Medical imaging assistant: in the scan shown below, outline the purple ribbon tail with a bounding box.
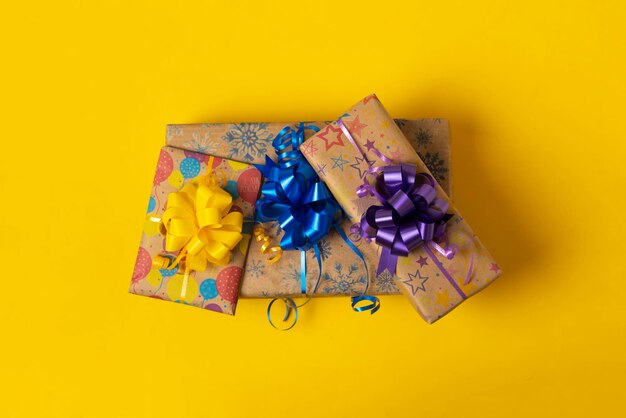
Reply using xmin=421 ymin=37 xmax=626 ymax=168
xmin=423 ymin=244 xmax=467 ymax=299
xmin=378 ymin=246 xmax=398 ymax=277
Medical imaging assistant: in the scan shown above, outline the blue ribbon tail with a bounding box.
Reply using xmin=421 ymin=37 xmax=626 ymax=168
xmin=300 ymin=250 xmax=307 ymax=294
xmin=333 ymin=223 xmax=380 ymax=314
xmin=267 ymin=298 xmax=299 ymax=331
xmin=351 ymin=295 xmax=381 ymax=314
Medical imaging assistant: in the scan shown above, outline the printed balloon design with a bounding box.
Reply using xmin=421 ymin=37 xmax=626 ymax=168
xmin=180 ymin=157 xmax=201 ymax=179
xmin=166 ymin=274 xmax=199 ymax=304
xmin=159 ymin=262 xmax=178 ymax=277
xmin=143 ymin=216 xmax=161 ymax=237
xmin=132 ymin=247 xmax=152 ymax=282
xmin=147 ymin=196 xmax=156 ymax=213
xmin=154 ymin=149 xmax=173 ymax=185
xmin=216 ymin=266 xmax=242 ymax=303
xmin=146 ymin=269 xmax=163 ymax=287
xmin=184 ymin=150 xmax=209 ymax=164
xmin=168 ymin=170 xmax=184 ymax=189
xmin=237 ymin=168 xmax=262 ymax=204
xmin=228 ymin=160 xmax=249 ymax=171
xmin=223 ymin=180 xmax=239 ymax=200
xmin=199 ymin=279 xmax=218 ymax=299
xmin=211 ymin=157 xmax=223 ymax=169
xmin=204 ymin=303 xmax=223 ymax=313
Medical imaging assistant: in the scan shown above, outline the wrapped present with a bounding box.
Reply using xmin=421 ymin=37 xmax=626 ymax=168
xmin=165 ymin=119 xmax=451 ymax=298
xmin=300 ymin=95 xmax=501 ymax=323
xmin=129 ymin=146 xmax=262 ymax=314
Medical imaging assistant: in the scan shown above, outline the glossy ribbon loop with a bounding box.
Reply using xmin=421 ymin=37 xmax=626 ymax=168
xmin=359 ymin=163 xmax=453 ymax=277
xmin=351 ymin=295 xmax=381 ymax=314
xmin=158 ymin=161 xmax=244 ymax=273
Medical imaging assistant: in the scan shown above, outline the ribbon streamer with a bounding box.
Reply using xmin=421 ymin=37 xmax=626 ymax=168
xmin=256 ymin=123 xmax=378 ymax=329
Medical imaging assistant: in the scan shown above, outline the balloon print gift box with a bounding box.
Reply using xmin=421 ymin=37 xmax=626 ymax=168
xmin=129 ymin=146 xmax=262 ymax=315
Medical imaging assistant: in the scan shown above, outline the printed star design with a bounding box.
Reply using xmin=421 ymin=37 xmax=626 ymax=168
xmin=344 ymin=116 xmax=368 ymax=137
xmin=300 ymin=140 xmax=318 ymax=157
xmin=417 ymin=256 xmax=428 ymax=267
xmin=390 ymin=147 xmax=403 ymax=161
xmin=435 ymin=290 xmax=451 ymax=308
xmin=363 ymin=95 xmax=378 ymax=105
xmin=490 ymin=263 xmax=500 ymax=272
xmin=316 ymin=163 xmax=327 ymax=176
xmin=331 ymin=154 xmax=350 ymax=171
xmin=403 ymin=269 xmax=429 ymax=295
xmin=350 ymin=155 xmax=374 ymax=179
xmin=318 ymin=124 xmax=345 ymax=151
xmin=364 ymin=139 xmax=376 ymax=152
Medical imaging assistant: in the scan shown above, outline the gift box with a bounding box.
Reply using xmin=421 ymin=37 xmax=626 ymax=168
xmin=129 ymin=146 xmax=262 ymax=314
xmin=165 ymin=119 xmax=451 ymax=298
xmin=300 ymin=95 xmax=501 ymax=322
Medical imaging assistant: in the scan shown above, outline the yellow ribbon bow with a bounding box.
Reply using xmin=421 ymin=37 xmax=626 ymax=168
xmin=154 ymin=157 xmax=244 ymax=274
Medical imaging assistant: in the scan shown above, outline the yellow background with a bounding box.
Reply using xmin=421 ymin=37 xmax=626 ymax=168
xmin=1 ymin=1 xmax=625 ymax=417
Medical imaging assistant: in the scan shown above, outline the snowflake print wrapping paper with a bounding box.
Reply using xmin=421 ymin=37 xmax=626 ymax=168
xmin=129 ymin=146 xmax=262 ymax=315
xmin=165 ymin=119 xmax=451 ymax=298
xmin=300 ymin=95 xmax=501 ymax=323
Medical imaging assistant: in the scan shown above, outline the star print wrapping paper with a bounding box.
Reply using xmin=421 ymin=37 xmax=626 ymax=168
xmin=300 ymin=95 xmax=501 ymax=323
xmin=165 ymin=119 xmax=452 ymax=298
xmin=129 ymin=146 xmax=262 ymax=314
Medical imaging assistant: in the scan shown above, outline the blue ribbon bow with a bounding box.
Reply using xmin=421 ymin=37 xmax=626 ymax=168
xmin=255 ymin=123 xmax=379 ymax=329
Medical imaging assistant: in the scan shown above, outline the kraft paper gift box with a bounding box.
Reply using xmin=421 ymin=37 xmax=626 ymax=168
xmin=165 ymin=119 xmax=451 ymax=298
xmin=129 ymin=146 xmax=262 ymax=314
xmin=300 ymin=95 xmax=501 ymax=323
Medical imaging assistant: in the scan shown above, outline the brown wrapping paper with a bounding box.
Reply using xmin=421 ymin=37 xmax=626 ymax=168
xmin=300 ymin=95 xmax=501 ymax=322
xmin=165 ymin=119 xmax=451 ymax=298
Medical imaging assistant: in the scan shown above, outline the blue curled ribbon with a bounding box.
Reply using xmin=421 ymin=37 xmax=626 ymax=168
xmin=359 ymin=163 xmax=454 ymax=277
xmin=255 ymin=123 xmax=379 ymax=329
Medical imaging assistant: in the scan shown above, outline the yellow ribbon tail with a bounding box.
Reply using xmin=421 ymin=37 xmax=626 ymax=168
xmin=253 ymin=225 xmax=283 ymax=264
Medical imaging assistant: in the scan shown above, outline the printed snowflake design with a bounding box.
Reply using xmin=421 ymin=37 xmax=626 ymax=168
xmin=222 ymin=123 xmax=274 ymax=162
xmin=185 ymin=131 xmax=218 ymax=155
xmin=166 ymin=125 xmax=183 ymax=139
xmin=321 ymin=262 xmax=366 ymax=294
xmin=375 ymin=270 xmax=399 ymax=293
xmin=420 ymin=152 xmax=448 ymax=183
xmin=247 ymin=259 xmax=265 ymax=279
xmin=414 ymin=127 xmax=433 ymax=148
xmin=317 ymin=239 xmax=332 ymax=261
xmin=279 ymin=260 xmax=302 ymax=285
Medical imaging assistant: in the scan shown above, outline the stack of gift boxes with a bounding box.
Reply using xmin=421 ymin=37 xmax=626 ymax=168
xmin=130 ymin=95 xmax=500 ymax=324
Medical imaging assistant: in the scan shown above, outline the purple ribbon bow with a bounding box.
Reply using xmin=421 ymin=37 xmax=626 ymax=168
xmin=359 ymin=163 xmax=453 ymax=277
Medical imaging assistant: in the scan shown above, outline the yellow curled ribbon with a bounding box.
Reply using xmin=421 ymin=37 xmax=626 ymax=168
xmin=154 ymin=157 xmax=244 ymax=274
xmin=252 ymin=225 xmax=282 ymax=263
